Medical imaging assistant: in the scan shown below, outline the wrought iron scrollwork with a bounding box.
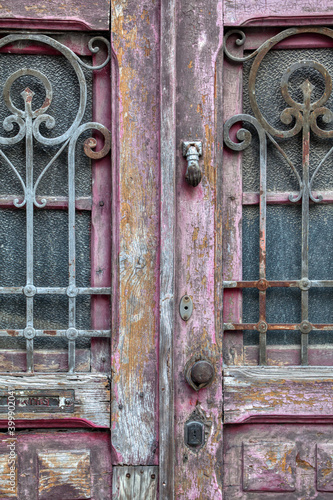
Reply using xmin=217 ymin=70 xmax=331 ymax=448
xmin=0 ymin=34 xmax=111 ymax=373
xmin=223 ymin=27 xmax=333 ymax=366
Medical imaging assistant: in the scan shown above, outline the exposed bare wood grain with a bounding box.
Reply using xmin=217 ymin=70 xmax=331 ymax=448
xmin=0 ymin=374 xmax=110 ymax=427
xmin=159 ymin=0 xmax=176 ymax=497
xmin=38 ymin=451 xmax=91 ymax=499
xmin=112 ymin=466 xmax=158 ymax=499
xmin=19 ymin=430 xmax=111 ymax=499
xmin=111 ymin=0 xmax=159 ymax=465
xmin=224 ymin=367 xmax=333 ymax=423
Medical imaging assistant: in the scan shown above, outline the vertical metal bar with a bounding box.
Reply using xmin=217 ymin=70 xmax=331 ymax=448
xmin=160 ymin=0 xmax=176 ymax=496
xmin=301 ymin=81 xmax=312 ymax=366
xmin=259 ymin=124 xmax=267 ymax=365
xmin=68 ymin=339 xmax=75 ymax=372
xmin=23 ymin=88 xmax=35 ymax=372
xmin=68 ymin=128 xmax=76 ymax=373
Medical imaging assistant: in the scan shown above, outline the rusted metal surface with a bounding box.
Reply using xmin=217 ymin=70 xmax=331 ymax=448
xmin=224 ymin=27 xmax=333 ymax=366
xmin=0 ymin=389 xmax=74 ymax=413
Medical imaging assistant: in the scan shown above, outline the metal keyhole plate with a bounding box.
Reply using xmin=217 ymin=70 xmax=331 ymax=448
xmin=180 ymin=295 xmax=193 ymax=321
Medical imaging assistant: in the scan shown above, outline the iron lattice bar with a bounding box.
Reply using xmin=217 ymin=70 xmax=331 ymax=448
xmin=223 ymin=26 xmax=333 ymax=366
xmin=0 ymin=34 xmax=111 ymax=372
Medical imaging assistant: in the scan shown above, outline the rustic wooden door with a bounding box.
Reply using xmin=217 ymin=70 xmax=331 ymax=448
xmin=0 ymin=18 xmax=114 ymax=499
xmin=222 ymin=23 xmax=333 ymax=500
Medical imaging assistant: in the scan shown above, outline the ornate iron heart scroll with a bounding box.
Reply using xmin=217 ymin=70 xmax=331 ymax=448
xmin=223 ymin=27 xmax=333 ymax=366
xmin=0 ymin=35 xmax=111 ymax=373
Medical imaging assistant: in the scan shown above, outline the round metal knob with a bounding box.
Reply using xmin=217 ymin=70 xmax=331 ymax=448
xmin=190 ymin=360 xmax=214 ymax=389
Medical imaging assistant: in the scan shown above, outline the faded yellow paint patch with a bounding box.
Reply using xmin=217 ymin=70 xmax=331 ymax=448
xmin=188 ymin=60 xmax=193 ymax=69
xmin=192 ymin=227 xmax=199 ymax=242
xmin=197 ymin=103 xmax=203 ymax=117
xmin=141 ymin=8 xmax=150 ymax=23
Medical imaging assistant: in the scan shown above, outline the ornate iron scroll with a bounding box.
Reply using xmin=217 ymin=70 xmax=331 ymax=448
xmin=223 ymin=27 xmax=333 ymax=366
xmin=0 ymin=35 xmax=111 ymax=373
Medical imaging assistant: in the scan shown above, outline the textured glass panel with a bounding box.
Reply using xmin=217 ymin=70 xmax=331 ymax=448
xmin=243 ymin=48 xmax=333 ymax=193
xmin=0 ymin=53 xmax=92 ymax=197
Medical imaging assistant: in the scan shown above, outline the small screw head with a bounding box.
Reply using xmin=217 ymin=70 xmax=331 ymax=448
xmin=99 ymin=201 xmax=104 ymax=207
xmin=151 ymin=474 xmax=156 ymax=479
xmin=126 ymin=473 xmax=131 ymax=478
xmin=118 ymin=403 xmax=123 ymax=410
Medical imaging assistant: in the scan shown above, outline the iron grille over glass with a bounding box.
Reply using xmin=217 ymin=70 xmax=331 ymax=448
xmin=0 ymin=34 xmax=111 ymax=373
xmin=223 ymin=27 xmax=333 ymax=366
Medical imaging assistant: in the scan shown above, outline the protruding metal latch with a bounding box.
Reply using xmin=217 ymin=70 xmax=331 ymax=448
xmin=182 ymin=141 xmax=203 ymax=187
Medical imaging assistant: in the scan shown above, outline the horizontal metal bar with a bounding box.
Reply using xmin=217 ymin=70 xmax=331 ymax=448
xmin=224 ymin=323 xmax=333 ymax=331
xmin=243 ymin=191 xmax=333 ymax=205
xmin=223 ymin=280 xmax=333 ymax=289
xmin=0 ymin=329 xmax=111 ymax=337
xmin=0 ymin=287 xmax=111 ymax=295
xmin=0 ymin=195 xmax=92 ymax=210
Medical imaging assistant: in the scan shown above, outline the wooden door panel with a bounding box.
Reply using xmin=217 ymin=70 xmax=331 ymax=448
xmin=224 ymin=367 xmax=333 ymax=423
xmin=224 ymin=424 xmax=333 ymax=499
xmin=0 ymin=430 xmax=111 ymax=500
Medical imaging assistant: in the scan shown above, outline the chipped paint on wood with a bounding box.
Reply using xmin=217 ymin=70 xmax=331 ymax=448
xmin=174 ymin=0 xmax=223 ymax=497
xmin=224 ymin=367 xmax=333 ymax=423
xmin=111 ymin=0 xmax=159 ymax=465
xmin=0 ymin=0 xmax=110 ymax=30
xmin=38 ymin=451 xmax=91 ymax=499
xmin=224 ymin=423 xmax=333 ymax=499
xmin=224 ymin=0 xmax=333 ymax=26
xmin=112 ymin=466 xmax=158 ymax=499
xmin=0 ymin=374 xmax=110 ymax=427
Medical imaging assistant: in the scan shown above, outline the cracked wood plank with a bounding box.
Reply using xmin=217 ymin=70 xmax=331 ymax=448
xmin=111 ymin=0 xmax=159 ymax=465
xmin=0 ymin=374 xmax=110 ymax=427
xmin=224 ymin=367 xmax=333 ymax=423
xmin=112 ymin=466 xmax=158 ymax=499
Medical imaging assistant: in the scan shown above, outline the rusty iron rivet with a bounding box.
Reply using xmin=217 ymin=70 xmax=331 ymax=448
xmin=99 ymin=200 xmax=104 ymax=207
xmin=230 ymin=195 xmax=235 ymax=200
xmin=190 ymin=360 xmax=215 ymax=389
xmin=151 ymin=474 xmax=156 ymax=479
xmin=140 ymin=470 xmax=144 ymax=474
xmin=299 ymin=278 xmax=311 ymax=291
xmin=257 ymin=320 xmax=268 ymax=333
xmin=256 ymin=278 xmax=269 ymax=291
xmin=299 ymin=320 xmax=312 ymax=334
xmin=118 ymin=403 xmax=123 ymax=410
xmin=126 ymin=473 xmax=131 ymax=478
